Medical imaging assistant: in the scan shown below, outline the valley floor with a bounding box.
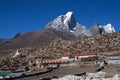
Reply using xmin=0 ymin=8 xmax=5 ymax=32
xmin=14 ymin=64 xmax=120 ymax=80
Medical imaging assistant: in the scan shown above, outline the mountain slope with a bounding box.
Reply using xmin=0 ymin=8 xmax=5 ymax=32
xmin=0 ymin=29 xmax=75 ymax=50
xmin=9 ymin=32 xmax=120 ymax=59
xmin=38 ymin=32 xmax=120 ymax=58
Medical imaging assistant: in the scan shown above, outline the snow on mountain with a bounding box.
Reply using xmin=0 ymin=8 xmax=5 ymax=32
xmin=73 ymin=23 xmax=92 ymax=37
xmin=64 ymin=12 xmax=73 ymax=25
xmin=46 ymin=12 xmax=76 ymax=31
xmin=102 ymin=24 xmax=116 ymax=33
xmin=46 ymin=15 xmax=66 ymax=30
xmin=45 ymin=11 xmax=116 ymax=38
xmin=46 ymin=12 xmax=90 ymax=37
xmin=63 ymin=12 xmax=76 ymax=30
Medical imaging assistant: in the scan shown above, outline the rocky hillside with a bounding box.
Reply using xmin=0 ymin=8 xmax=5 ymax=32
xmin=67 ymin=32 xmax=120 ymax=54
xmin=6 ymin=32 xmax=120 ymax=59
xmin=0 ymin=32 xmax=119 ymax=72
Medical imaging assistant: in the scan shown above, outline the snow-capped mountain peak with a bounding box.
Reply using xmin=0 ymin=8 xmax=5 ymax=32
xmin=63 ymin=12 xmax=76 ymax=30
xmin=64 ymin=12 xmax=73 ymax=27
xmin=45 ymin=11 xmax=116 ymax=38
xmin=46 ymin=11 xmax=76 ymax=30
xmin=65 ymin=12 xmax=73 ymax=18
xmin=102 ymin=23 xmax=116 ymax=33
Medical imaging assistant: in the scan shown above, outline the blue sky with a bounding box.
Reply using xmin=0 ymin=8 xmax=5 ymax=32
xmin=0 ymin=0 xmax=120 ymax=38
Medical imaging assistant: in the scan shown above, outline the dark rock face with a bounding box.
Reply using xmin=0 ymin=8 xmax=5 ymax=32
xmin=90 ymin=22 xmax=101 ymax=36
xmin=63 ymin=12 xmax=76 ymax=30
xmin=12 ymin=32 xmax=26 ymax=39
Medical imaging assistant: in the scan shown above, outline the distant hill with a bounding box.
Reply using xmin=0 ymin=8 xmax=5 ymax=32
xmin=0 ymin=29 xmax=75 ymax=50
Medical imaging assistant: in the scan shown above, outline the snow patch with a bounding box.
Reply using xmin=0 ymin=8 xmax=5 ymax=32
xmin=63 ymin=12 xmax=73 ymax=27
xmin=102 ymin=23 xmax=116 ymax=33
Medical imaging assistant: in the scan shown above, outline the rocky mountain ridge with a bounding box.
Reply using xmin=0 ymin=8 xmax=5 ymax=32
xmin=46 ymin=12 xmax=116 ymax=37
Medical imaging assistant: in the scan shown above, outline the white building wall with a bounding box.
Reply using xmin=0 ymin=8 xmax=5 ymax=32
xmin=108 ymin=60 xmax=120 ymax=64
xmin=61 ymin=57 xmax=69 ymax=59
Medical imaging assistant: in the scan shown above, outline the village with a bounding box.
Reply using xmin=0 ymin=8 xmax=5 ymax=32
xmin=0 ymin=50 xmax=120 ymax=80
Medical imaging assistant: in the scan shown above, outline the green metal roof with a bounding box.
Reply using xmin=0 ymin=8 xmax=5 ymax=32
xmin=0 ymin=71 xmax=11 ymax=76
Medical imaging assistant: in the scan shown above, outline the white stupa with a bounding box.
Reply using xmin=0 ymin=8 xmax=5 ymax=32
xmin=13 ymin=50 xmax=21 ymax=58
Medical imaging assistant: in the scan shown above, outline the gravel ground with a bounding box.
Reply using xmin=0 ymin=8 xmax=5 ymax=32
xmin=15 ymin=65 xmax=99 ymax=80
xmin=14 ymin=63 xmax=120 ymax=80
xmin=103 ymin=64 xmax=120 ymax=78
